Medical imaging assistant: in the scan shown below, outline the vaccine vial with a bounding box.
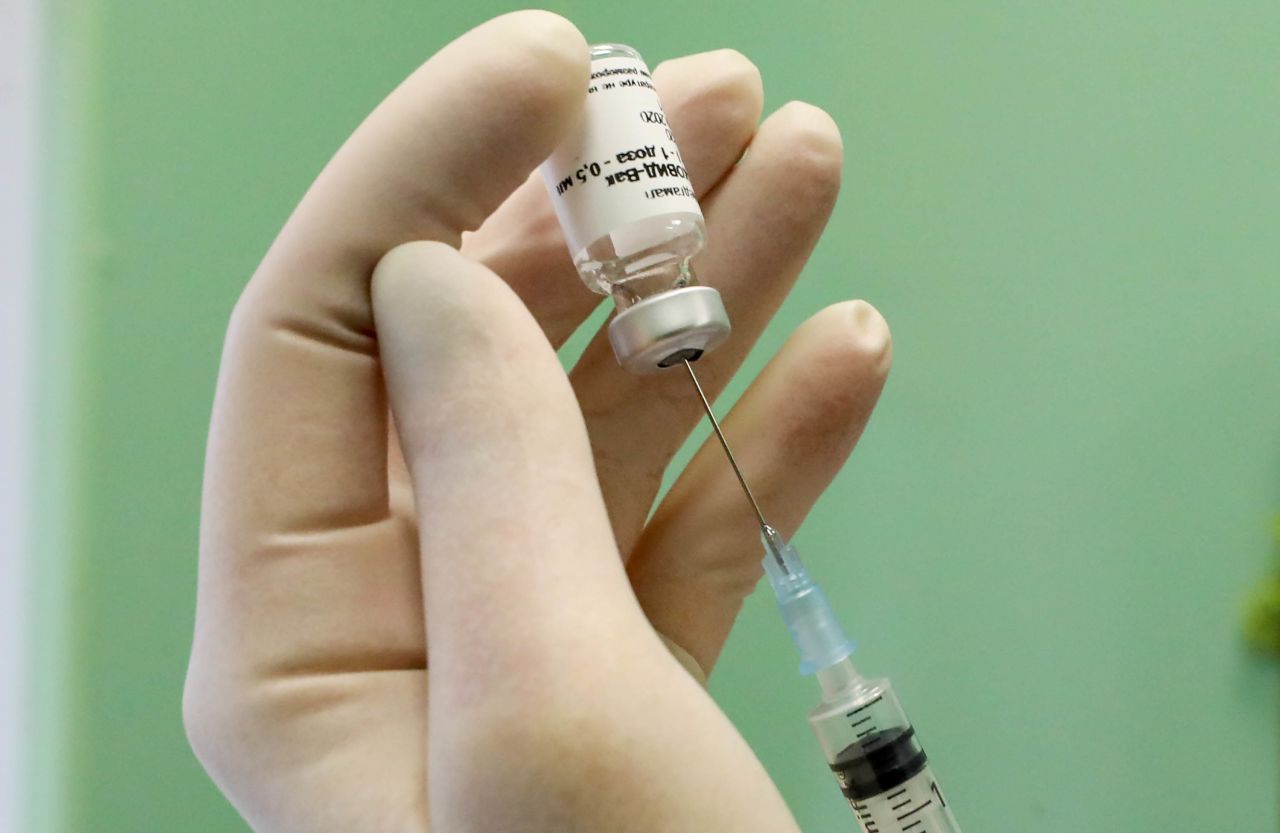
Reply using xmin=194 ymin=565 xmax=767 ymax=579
xmin=540 ymin=43 xmax=731 ymax=374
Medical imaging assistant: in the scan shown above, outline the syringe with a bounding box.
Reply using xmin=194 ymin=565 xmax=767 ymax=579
xmin=683 ymin=361 xmax=963 ymax=833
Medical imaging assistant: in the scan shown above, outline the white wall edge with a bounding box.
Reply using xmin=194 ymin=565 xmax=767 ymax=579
xmin=0 ymin=0 xmax=41 ymax=830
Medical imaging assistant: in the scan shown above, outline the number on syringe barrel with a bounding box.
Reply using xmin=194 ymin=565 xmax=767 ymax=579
xmin=830 ymin=724 xmax=960 ymax=832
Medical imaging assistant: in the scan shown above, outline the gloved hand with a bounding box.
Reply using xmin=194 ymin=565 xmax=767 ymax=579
xmin=183 ymin=11 xmax=891 ymax=832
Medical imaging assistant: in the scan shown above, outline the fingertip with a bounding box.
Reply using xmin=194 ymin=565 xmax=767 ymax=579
xmin=390 ymin=12 xmax=589 ymax=235
xmin=372 ymin=240 xmax=452 ymax=289
xmin=651 ymin=49 xmax=763 ymax=194
xmin=492 ymin=9 xmax=588 ymax=54
xmin=753 ymin=102 xmax=844 ymax=208
xmin=758 ymin=300 xmax=892 ymax=454
xmin=372 ymin=240 xmax=540 ymax=363
xmin=808 ymin=300 xmax=893 ymax=379
xmin=371 ymin=241 xmax=462 ymax=333
xmin=774 ymin=101 xmax=843 ymax=160
xmin=655 ymin=48 xmax=764 ymax=125
xmin=371 ymin=241 xmax=581 ymax=477
xmin=478 ymin=10 xmax=590 ymax=115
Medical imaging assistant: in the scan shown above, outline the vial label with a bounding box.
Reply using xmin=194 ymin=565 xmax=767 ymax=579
xmin=541 ymin=54 xmax=703 ymax=259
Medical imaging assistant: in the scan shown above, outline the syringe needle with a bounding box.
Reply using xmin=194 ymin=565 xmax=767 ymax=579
xmin=681 ymin=360 xmax=790 ymax=573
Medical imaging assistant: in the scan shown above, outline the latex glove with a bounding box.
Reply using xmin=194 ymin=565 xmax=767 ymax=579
xmin=184 ymin=11 xmax=891 ymax=833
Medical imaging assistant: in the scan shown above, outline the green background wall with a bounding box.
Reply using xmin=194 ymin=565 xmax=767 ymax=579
xmin=32 ymin=1 xmax=1279 ymax=831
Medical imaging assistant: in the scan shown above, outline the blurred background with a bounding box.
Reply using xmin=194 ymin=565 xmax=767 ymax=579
xmin=4 ymin=1 xmax=1279 ymax=831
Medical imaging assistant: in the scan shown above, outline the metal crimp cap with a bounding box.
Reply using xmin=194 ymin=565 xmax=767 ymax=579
xmin=607 ymin=285 xmax=731 ymax=374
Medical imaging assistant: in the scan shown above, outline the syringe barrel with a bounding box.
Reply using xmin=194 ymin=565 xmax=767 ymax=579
xmin=810 ymin=675 xmax=962 ymax=833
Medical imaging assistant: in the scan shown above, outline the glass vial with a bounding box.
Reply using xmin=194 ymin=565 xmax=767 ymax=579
xmin=540 ymin=43 xmax=730 ymax=374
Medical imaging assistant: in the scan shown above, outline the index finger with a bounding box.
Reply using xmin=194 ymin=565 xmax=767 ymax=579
xmin=194 ymin=13 xmax=589 ymax=693
xmin=207 ymin=11 xmax=588 ymax=542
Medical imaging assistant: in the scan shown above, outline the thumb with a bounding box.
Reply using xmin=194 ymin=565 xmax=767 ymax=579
xmin=372 ymin=241 xmax=641 ymax=696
